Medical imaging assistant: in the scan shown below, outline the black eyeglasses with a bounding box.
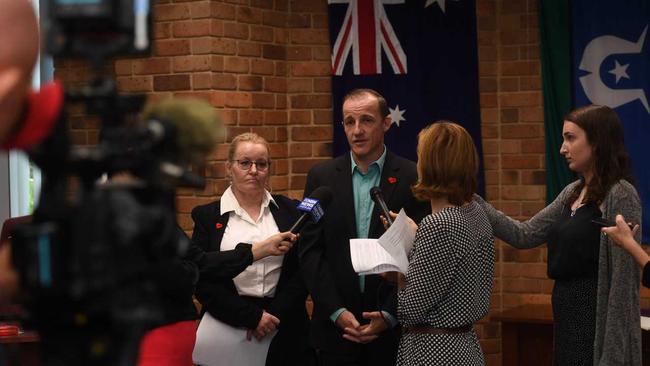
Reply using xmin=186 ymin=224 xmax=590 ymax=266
xmin=232 ymin=159 xmax=270 ymax=171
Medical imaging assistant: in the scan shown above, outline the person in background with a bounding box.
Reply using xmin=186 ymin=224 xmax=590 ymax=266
xmin=299 ymin=89 xmax=429 ymax=366
xmin=394 ymin=122 xmax=494 ymax=365
xmin=601 ymin=215 xmax=648 ymax=287
xmin=191 ymin=132 xmax=312 ymax=366
xmin=475 ymin=105 xmax=641 ymax=365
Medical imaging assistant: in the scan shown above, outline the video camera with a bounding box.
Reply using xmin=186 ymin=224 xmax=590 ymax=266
xmin=9 ymin=1 xmax=211 ymax=365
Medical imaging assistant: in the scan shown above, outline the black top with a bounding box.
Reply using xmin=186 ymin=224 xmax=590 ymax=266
xmin=643 ymin=262 xmax=650 ymax=288
xmin=547 ymin=203 xmax=602 ymax=280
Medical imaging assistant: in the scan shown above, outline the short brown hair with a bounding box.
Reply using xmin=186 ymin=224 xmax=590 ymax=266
xmin=342 ymin=88 xmax=389 ymax=118
xmin=412 ymin=121 xmax=479 ymax=205
xmin=228 ymin=132 xmax=270 ymax=162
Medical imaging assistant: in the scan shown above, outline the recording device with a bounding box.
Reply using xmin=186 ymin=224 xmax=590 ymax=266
xmin=290 ymin=187 xmax=334 ymax=234
xmin=591 ymin=217 xmax=636 ymax=230
xmin=370 ymin=186 xmax=393 ymax=227
xmin=8 ymin=2 xmax=221 ymax=366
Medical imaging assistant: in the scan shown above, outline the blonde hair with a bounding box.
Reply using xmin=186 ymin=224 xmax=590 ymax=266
xmin=228 ymin=132 xmax=270 ymax=162
xmin=411 ymin=121 xmax=478 ymax=205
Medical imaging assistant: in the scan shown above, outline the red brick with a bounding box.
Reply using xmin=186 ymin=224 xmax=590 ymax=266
xmin=287 ymin=79 xmax=312 ymax=92
xmin=191 ymin=37 xmax=212 ymax=54
xmin=292 ymin=63 xmax=330 ymax=76
xmin=223 ymin=22 xmax=250 ymax=39
xmin=291 ymin=95 xmax=331 ymax=109
xmin=192 ymin=73 xmax=212 ymax=90
xmin=251 ymin=59 xmax=275 ymax=75
xmin=264 ymin=77 xmax=287 ymax=93
xmin=292 ymin=158 xmax=329 ymax=174
xmin=117 ymin=76 xmax=152 ymax=92
xmin=155 ymin=4 xmax=191 ymax=21
xmin=313 ymin=110 xmax=333 ymax=125
xmin=265 ymin=111 xmax=288 ymax=125
xmin=173 ymin=55 xmax=211 ymax=72
xmin=173 ymin=20 xmax=211 ymax=37
xmin=292 ymin=126 xmax=332 ymax=141
xmin=212 ymin=74 xmax=237 ymax=89
xmin=238 ymin=42 xmax=262 ymax=57
xmin=263 ymin=44 xmax=287 ymax=60
xmin=239 ymin=110 xmax=265 ymax=125
xmin=133 ymin=58 xmax=171 ymax=75
xmin=212 ymin=39 xmax=237 ymax=55
xmin=224 ymin=92 xmax=252 ymax=107
xmin=262 ymin=10 xmax=287 ymax=27
xmin=252 ymin=93 xmax=276 ymax=108
xmin=224 ymin=57 xmax=250 ymax=73
xmin=501 ymin=155 xmax=541 ymax=169
xmin=290 ymin=29 xmax=329 ymax=45
xmin=211 ymin=3 xmax=236 ymax=20
xmin=501 ymin=124 xmax=542 ymax=139
xmin=190 ymin=1 xmax=211 ymax=19
xmin=237 ymin=6 xmax=263 ymax=24
xmin=155 ymin=40 xmax=191 ymax=56
xmin=289 ymin=0 xmax=327 ymax=13
xmin=251 ymin=25 xmax=275 ymax=42
xmin=238 ymin=75 xmax=263 ymax=91
xmin=154 ymin=23 xmax=172 ymax=39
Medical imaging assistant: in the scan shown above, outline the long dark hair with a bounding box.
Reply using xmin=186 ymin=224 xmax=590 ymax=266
xmin=564 ymin=105 xmax=633 ymax=205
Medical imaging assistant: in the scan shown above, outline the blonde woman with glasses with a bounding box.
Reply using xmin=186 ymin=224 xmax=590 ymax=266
xmin=191 ymin=132 xmax=313 ymax=366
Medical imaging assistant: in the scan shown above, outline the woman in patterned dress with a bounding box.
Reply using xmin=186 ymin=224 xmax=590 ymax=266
xmin=394 ymin=122 xmax=495 ymax=365
xmin=475 ymin=105 xmax=641 ymax=365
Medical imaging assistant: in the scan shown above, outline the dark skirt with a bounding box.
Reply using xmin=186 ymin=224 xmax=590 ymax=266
xmin=551 ymin=277 xmax=598 ymax=366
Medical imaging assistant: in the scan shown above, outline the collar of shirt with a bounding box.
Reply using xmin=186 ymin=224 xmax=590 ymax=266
xmin=220 ymin=186 xmax=278 ymax=217
xmin=350 ymin=145 xmax=387 ymax=175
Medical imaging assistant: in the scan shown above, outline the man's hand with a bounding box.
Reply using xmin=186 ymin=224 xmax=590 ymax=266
xmin=341 ymin=311 xmax=388 ymax=344
xmin=246 ymin=311 xmax=280 ymax=341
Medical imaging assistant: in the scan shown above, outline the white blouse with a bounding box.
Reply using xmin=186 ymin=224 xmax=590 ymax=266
xmin=219 ymin=186 xmax=283 ymax=298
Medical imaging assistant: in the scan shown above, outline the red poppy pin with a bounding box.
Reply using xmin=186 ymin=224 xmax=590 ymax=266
xmin=215 ymin=223 xmax=223 ymax=230
xmin=388 ymin=177 xmax=397 ymax=184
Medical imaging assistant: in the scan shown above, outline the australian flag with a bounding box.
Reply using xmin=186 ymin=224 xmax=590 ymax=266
xmin=328 ymin=0 xmax=484 ymax=192
xmin=572 ymin=0 xmax=650 ymax=242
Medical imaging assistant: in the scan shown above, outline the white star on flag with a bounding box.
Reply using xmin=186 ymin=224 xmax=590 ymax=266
xmin=608 ymin=59 xmax=630 ymax=84
xmin=424 ymin=0 xmax=459 ymax=12
xmin=389 ymin=105 xmax=406 ymax=127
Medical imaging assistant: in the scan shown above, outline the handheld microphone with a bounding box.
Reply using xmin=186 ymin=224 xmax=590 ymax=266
xmin=370 ymin=186 xmax=393 ymax=226
xmin=290 ymin=186 xmax=334 ymax=234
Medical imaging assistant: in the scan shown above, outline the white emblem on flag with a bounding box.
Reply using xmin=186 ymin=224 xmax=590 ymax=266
xmin=579 ymin=25 xmax=649 ymax=114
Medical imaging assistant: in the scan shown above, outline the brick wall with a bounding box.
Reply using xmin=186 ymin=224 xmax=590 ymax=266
xmin=51 ymin=1 xmax=647 ymax=365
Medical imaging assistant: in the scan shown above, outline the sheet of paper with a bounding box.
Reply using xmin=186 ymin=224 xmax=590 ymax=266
xmin=349 ymin=238 xmax=406 ymax=274
xmin=193 ymin=311 xmax=275 ymax=366
xmin=377 ymin=208 xmax=416 ymax=257
xmin=641 ymin=316 xmax=650 ymax=331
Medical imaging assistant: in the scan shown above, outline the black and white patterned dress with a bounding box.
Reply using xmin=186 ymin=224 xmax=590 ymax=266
xmin=397 ymin=201 xmax=495 ymax=366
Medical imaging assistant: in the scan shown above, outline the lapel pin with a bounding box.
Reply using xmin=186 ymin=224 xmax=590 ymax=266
xmin=215 ymin=223 xmax=223 ymax=229
xmin=388 ymin=177 xmax=397 ymax=184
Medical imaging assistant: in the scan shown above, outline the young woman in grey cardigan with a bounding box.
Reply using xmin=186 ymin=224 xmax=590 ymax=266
xmin=476 ymin=105 xmax=641 ymax=365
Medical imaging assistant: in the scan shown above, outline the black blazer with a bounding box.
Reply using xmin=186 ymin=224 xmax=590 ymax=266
xmin=299 ymin=151 xmax=430 ymax=354
xmin=190 ymin=195 xmax=309 ymax=330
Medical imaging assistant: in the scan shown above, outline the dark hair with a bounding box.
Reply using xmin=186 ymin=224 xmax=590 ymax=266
xmin=411 ymin=121 xmax=478 ymax=205
xmin=564 ymin=105 xmax=633 ymax=205
xmin=342 ymin=88 xmax=389 ymax=118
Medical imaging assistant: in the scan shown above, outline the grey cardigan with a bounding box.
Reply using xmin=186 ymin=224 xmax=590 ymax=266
xmin=475 ymin=179 xmax=641 ymax=366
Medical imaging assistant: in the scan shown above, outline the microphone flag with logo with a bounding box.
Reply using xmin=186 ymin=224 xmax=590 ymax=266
xmin=327 ymin=0 xmax=484 ymax=195
xmin=540 ymin=0 xmax=650 ymax=242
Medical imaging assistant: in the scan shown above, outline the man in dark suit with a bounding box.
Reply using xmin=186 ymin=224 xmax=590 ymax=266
xmin=300 ymin=89 xmax=429 ymax=366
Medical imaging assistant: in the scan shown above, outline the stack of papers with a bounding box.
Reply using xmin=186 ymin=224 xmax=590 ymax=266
xmin=193 ymin=312 xmax=276 ymax=366
xmin=350 ymin=209 xmax=416 ymax=275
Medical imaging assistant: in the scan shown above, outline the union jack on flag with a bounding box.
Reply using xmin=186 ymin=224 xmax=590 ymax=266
xmin=330 ymin=0 xmax=407 ymax=75
xmin=328 ymin=0 xmax=485 ymax=194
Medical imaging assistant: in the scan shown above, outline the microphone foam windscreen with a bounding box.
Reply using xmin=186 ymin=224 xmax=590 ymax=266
xmin=140 ymin=98 xmax=223 ymax=165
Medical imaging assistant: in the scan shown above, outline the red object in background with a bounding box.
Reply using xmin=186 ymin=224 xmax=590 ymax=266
xmin=1 ymin=81 xmax=63 ymax=150
xmin=0 ymin=325 xmax=19 ymax=337
xmin=137 ymin=320 xmax=197 ymax=366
